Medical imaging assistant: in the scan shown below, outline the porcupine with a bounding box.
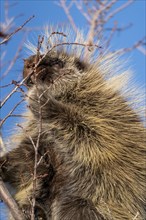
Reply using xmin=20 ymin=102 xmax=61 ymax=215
xmin=0 ymin=29 xmax=146 ymax=220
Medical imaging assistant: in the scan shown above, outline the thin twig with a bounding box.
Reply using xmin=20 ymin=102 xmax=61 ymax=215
xmin=1 ymin=73 xmax=30 ymax=108
xmin=105 ymin=0 xmax=134 ymax=22
xmin=75 ymin=1 xmax=90 ymax=22
xmin=106 ymin=21 xmax=118 ymax=49
xmin=47 ymin=41 xmax=102 ymax=54
xmin=60 ymin=0 xmax=77 ymax=33
xmin=1 ymin=34 xmax=27 ymax=80
xmin=0 ymin=177 xmax=26 ymax=220
xmin=0 ymin=15 xmax=35 ymax=45
xmin=105 ymin=23 xmax=133 ymax=32
xmin=137 ymin=45 xmax=146 ymax=55
xmin=30 ymin=38 xmax=44 ymax=220
xmin=0 ymin=99 xmax=25 ymax=127
xmin=112 ymin=37 xmax=146 ymax=55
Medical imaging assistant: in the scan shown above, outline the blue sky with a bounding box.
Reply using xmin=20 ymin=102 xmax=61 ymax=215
xmin=0 ymin=0 xmax=146 ymax=219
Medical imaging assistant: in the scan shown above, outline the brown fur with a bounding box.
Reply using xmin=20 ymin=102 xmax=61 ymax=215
xmin=0 ymin=49 xmax=146 ymax=220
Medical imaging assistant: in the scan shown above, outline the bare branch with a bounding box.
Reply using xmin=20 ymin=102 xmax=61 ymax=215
xmin=1 ymin=78 xmax=26 ymax=108
xmin=75 ymin=1 xmax=90 ymax=22
xmin=48 ymin=41 xmax=102 ymax=53
xmin=0 ymin=15 xmax=35 ymax=45
xmin=105 ymin=0 xmax=134 ymax=22
xmin=106 ymin=21 xmax=118 ymax=49
xmin=59 ymin=0 xmax=77 ymax=33
xmin=112 ymin=37 xmax=146 ymax=55
xmin=0 ymin=34 xmax=27 ymax=80
xmin=105 ymin=23 xmax=133 ymax=32
xmin=86 ymin=9 xmax=101 ymax=45
xmin=0 ymin=177 xmax=26 ymax=220
xmin=137 ymin=45 xmax=146 ymax=55
xmin=0 ymin=99 xmax=25 ymax=127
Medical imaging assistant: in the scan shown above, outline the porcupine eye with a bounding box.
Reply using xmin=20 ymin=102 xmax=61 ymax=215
xmin=26 ymin=63 xmax=35 ymax=70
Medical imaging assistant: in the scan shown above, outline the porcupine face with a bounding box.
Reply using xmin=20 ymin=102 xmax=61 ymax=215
xmin=23 ymin=54 xmax=65 ymax=87
xmin=23 ymin=53 xmax=87 ymax=88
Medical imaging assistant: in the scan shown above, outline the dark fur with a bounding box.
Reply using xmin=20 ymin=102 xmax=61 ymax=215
xmin=0 ymin=52 xmax=146 ymax=220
